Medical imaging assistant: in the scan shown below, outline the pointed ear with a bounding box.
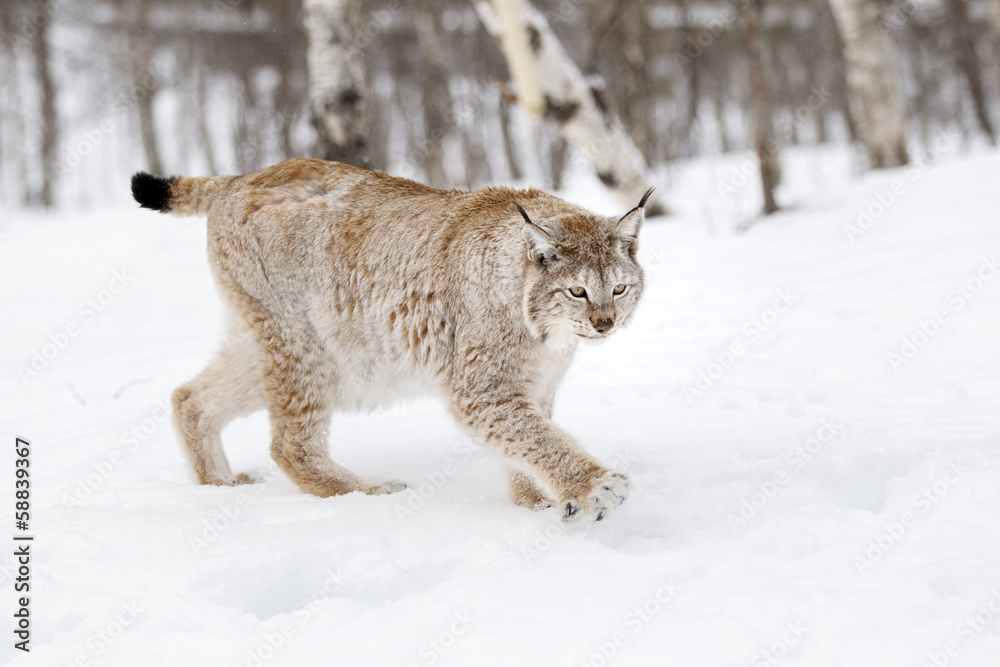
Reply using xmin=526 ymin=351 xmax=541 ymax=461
xmin=517 ymin=204 xmax=559 ymax=265
xmin=613 ymin=188 xmax=653 ymax=253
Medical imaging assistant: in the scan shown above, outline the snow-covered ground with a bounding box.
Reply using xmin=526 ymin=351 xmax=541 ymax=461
xmin=2 ymin=146 xmax=999 ymax=666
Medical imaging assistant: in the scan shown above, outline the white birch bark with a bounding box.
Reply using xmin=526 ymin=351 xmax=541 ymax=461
xmin=476 ymin=0 xmax=662 ymax=213
xmin=827 ymin=0 xmax=909 ymax=169
xmin=303 ymin=0 xmax=371 ymax=167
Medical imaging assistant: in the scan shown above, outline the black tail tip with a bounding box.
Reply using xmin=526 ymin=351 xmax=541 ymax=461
xmin=131 ymin=172 xmax=174 ymax=212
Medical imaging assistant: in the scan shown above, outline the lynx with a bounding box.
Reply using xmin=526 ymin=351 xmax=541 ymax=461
xmin=131 ymin=158 xmax=649 ymax=522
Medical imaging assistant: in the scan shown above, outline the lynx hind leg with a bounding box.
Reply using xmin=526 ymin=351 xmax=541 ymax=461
xmin=510 ymin=470 xmax=553 ymax=511
xmin=172 ymin=324 xmax=265 ymax=486
xmin=255 ymin=315 xmax=408 ymax=498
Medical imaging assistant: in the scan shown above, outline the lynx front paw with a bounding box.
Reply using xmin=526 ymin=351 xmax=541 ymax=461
xmin=560 ymin=470 xmax=629 ymax=523
xmin=366 ymin=479 xmax=410 ymax=495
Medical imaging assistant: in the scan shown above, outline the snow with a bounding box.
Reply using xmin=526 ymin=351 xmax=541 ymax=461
xmin=2 ymin=147 xmax=1000 ymax=667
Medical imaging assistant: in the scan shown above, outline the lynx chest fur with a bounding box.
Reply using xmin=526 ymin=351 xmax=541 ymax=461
xmin=132 ymin=158 xmax=649 ymax=523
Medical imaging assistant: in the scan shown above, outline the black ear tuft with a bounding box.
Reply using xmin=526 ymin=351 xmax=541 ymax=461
xmin=638 ymin=186 xmax=655 ymax=209
xmin=131 ymin=172 xmax=174 ymax=212
xmin=515 ymin=203 xmax=533 ymax=225
xmin=518 ymin=204 xmax=559 ymax=266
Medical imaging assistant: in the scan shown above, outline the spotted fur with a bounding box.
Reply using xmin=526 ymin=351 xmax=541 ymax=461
xmin=133 ymin=158 xmax=647 ymax=522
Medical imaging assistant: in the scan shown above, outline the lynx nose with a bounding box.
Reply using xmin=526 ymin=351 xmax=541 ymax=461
xmin=592 ymin=318 xmax=614 ymax=334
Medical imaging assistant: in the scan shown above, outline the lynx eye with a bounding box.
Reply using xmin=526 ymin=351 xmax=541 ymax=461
xmin=613 ymin=283 xmax=628 ymax=295
xmin=568 ymin=286 xmax=587 ymax=298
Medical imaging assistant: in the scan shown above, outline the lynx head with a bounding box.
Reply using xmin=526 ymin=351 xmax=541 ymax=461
xmin=518 ymin=189 xmax=651 ymax=343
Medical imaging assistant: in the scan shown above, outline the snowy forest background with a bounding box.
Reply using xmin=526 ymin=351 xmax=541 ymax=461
xmin=5 ymin=3 xmax=1000 ymax=664
xmin=3 ymin=0 xmax=1000 ymax=212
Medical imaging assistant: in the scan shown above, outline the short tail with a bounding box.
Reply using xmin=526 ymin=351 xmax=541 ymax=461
xmin=131 ymin=172 xmax=235 ymax=217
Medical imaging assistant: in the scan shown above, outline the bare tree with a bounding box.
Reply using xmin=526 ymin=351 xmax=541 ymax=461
xmin=498 ymin=92 xmax=523 ymax=181
xmin=745 ymin=0 xmax=780 ymax=214
xmin=0 ymin=2 xmax=31 ymax=206
xmin=5 ymin=0 xmax=1000 ymax=211
xmin=827 ymin=0 xmax=909 ymax=168
xmin=304 ymin=0 xmax=372 ymax=168
xmin=194 ymin=63 xmax=217 ymax=175
xmin=414 ymin=6 xmax=455 ymax=188
xmin=476 ymin=0 xmax=662 ymax=212
xmin=122 ymin=0 xmax=163 ymax=176
xmin=30 ymin=0 xmax=58 ymax=206
xmin=944 ymin=0 xmax=996 ymax=145
xmin=985 ymin=0 xmax=1000 ymax=88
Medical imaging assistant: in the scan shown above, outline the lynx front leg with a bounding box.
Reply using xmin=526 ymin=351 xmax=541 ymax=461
xmin=450 ymin=388 xmax=628 ymax=522
xmin=509 ymin=363 xmax=570 ymax=509
xmin=254 ymin=316 xmax=408 ymax=498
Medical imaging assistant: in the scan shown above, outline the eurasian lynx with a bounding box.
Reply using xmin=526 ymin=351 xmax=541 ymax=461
xmin=132 ymin=159 xmax=648 ymax=522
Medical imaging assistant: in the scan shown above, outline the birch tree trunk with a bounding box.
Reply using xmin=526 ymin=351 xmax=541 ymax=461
xmin=304 ymin=0 xmax=371 ymax=168
xmin=31 ymin=0 xmax=58 ymax=206
xmin=745 ymin=0 xmax=780 ymax=215
xmin=475 ymin=0 xmax=662 ymax=213
xmin=827 ymin=0 xmax=909 ymax=169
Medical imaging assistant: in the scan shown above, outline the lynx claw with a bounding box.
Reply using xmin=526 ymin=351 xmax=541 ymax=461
xmin=562 ymin=500 xmax=582 ymax=522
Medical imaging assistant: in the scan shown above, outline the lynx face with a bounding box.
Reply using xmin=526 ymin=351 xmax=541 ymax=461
xmin=519 ymin=204 xmax=646 ymax=343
